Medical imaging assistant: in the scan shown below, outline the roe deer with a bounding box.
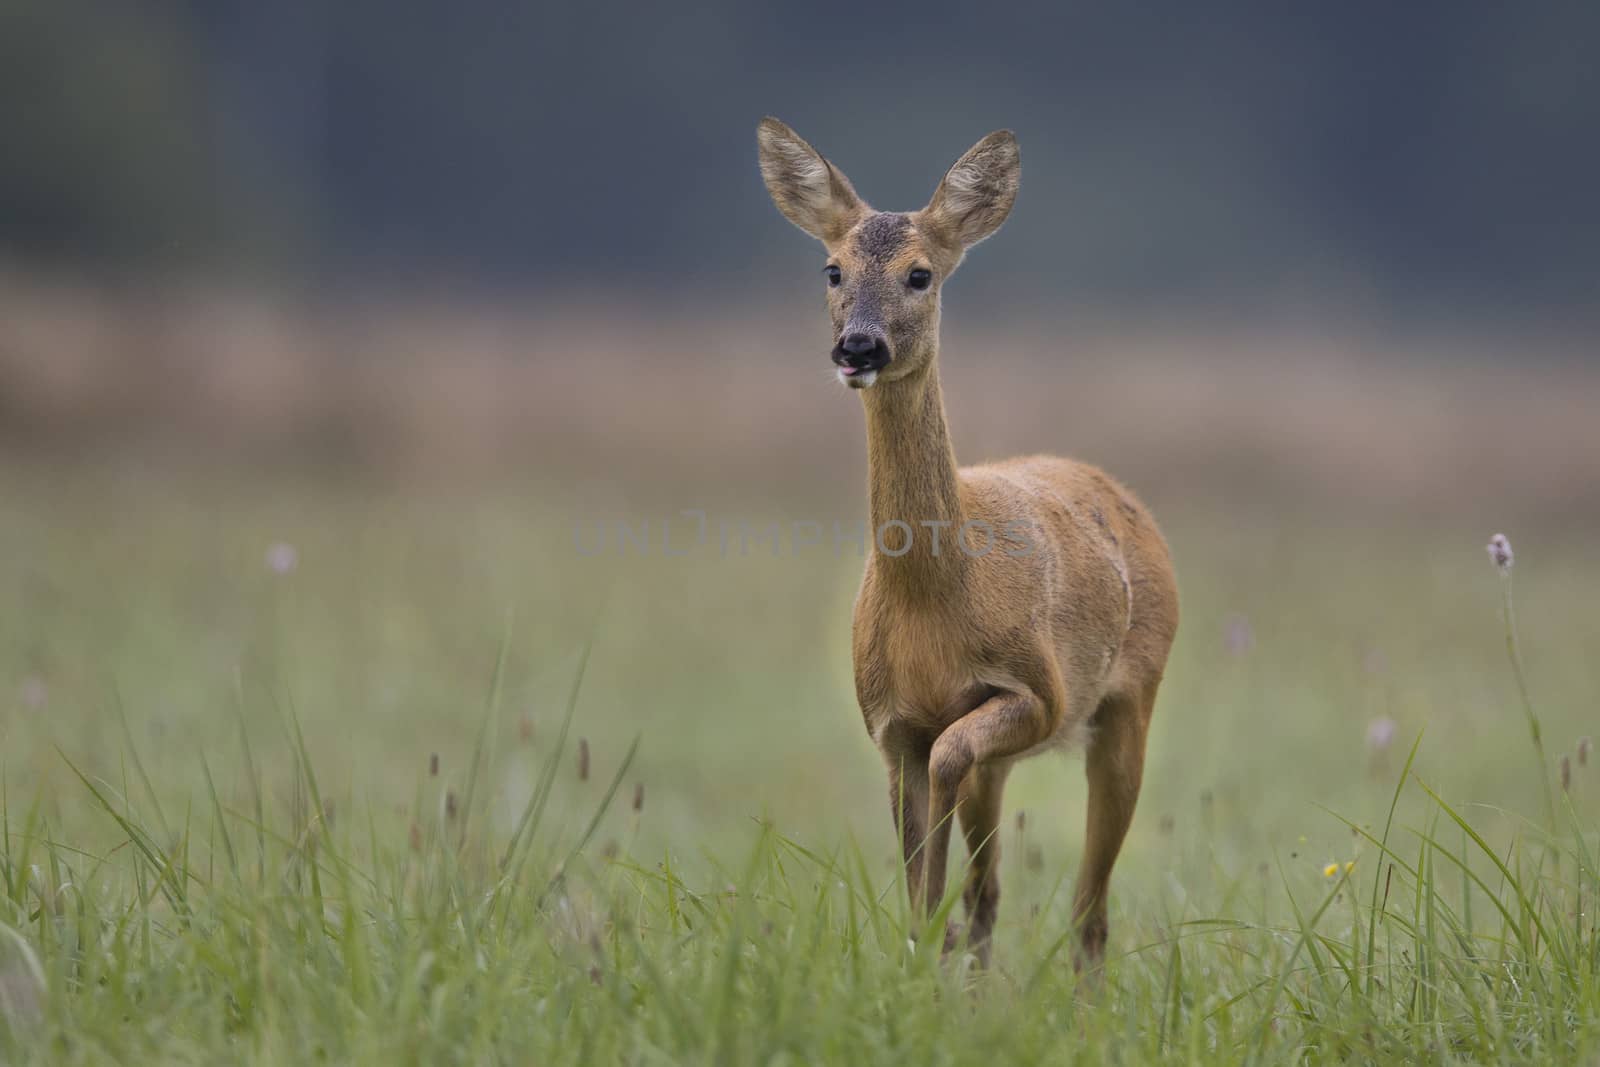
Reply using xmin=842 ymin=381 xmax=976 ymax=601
xmin=756 ymin=118 xmax=1179 ymax=967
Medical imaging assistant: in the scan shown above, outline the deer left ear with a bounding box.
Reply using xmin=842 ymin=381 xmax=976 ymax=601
xmin=920 ymin=130 xmax=1020 ymax=251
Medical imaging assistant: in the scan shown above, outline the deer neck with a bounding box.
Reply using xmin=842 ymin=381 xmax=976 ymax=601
xmin=861 ymin=355 xmax=967 ymax=595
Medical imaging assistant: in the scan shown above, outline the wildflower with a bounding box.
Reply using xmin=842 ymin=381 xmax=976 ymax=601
xmin=265 ymin=541 xmax=299 ymax=575
xmin=1344 ymin=860 xmax=1355 ymax=873
xmin=1366 ymin=717 xmax=1397 ymax=753
xmin=19 ymin=677 xmax=46 ymax=710
xmin=1323 ymin=863 xmax=1339 ymax=878
xmin=1486 ymin=533 xmax=1513 ymax=573
xmin=1223 ymin=613 xmax=1254 ymax=657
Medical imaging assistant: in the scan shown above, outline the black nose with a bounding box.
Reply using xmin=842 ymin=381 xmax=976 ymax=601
xmin=840 ymin=333 xmax=878 ymax=356
xmin=833 ymin=332 xmax=890 ymax=370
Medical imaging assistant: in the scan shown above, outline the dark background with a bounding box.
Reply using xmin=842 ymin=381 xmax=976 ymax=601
xmin=5 ymin=1 xmax=1598 ymax=324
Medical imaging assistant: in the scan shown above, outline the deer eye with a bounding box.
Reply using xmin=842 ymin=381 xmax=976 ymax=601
xmin=824 ymin=265 xmax=842 ymax=287
xmin=908 ymin=269 xmax=932 ymax=290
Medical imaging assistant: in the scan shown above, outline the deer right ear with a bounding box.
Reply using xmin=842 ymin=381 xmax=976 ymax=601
xmin=757 ymin=117 xmax=866 ymax=244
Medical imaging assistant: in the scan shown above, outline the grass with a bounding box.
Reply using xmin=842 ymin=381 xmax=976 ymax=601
xmin=2 ymin=465 xmax=1599 ymax=1063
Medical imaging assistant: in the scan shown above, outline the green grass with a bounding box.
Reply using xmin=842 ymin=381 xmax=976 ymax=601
xmin=2 ymin=466 xmax=1599 ymax=1063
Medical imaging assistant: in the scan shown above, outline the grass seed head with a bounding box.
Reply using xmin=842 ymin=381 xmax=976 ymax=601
xmin=632 ymin=782 xmax=644 ymax=812
xmin=429 ymin=753 xmax=438 ymax=777
xmin=1579 ymin=736 xmax=1591 ymax=766
xmin=578 ymin=738 xmax=590 ymax=781
xmin=1486 ymin=533 xmax=1513 ymax=572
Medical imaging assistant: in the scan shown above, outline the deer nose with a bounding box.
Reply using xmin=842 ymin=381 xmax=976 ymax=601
xmin=833 ymin=332 xmax=890 ymax=370
xmin=840 ymin=333 xmax=878 ymax=356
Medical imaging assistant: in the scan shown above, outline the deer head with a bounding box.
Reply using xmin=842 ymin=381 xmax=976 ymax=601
xmin=757 ymin=117 xmax=1020 ymax=389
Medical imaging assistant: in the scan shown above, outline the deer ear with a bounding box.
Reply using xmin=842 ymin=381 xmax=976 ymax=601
xmin=757 ymin=117 xmax=866 ymax=244
xmin=921 ymin=130 xmax=1020 ymax=250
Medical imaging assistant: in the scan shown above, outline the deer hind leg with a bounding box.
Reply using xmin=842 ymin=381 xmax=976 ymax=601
xmin=1071 ymin=681 xmax=1157 ymax=969
xmin=955 ymin=762 xmax=1010 ymax=965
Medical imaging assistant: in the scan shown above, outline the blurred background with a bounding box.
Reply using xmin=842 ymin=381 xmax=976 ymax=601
xmin=4 ymin=0 xmax=1599 ymax=508
xmin=2 ymin=2 xmax=1598 ymax=872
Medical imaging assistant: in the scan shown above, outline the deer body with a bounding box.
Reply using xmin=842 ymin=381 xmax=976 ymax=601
xmin=758 ymin=118 xmax=1178 ymax=966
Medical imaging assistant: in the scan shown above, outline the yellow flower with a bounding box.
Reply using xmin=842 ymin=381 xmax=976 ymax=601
xmin=1323 ymin=863 xmax=1339 ymax=878
xmin=1344 ymin=860 xmax=1356 ymax=873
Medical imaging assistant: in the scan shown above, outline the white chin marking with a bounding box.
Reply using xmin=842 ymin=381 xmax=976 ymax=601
xmin=839 ymin=368 xmax=878 ymax=389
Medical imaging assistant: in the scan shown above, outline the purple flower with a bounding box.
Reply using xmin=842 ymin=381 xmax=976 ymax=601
xmin=1366 ymin=716 xmax=1396 ymax=753
xmin=265 ymin=542 xmax=299 ymax=576
xmin=19 ymin=677 xmax=46 ymax=710
xmin=1223 ymin=613 xmax=1254 ymax=657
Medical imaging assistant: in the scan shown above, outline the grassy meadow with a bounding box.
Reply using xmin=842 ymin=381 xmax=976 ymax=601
xmin=2 ymin=297 xmax=1599 ymax=1063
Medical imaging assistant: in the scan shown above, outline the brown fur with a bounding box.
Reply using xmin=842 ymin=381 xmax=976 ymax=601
xmin=757 ymin=118 xmax=1179 ymax=967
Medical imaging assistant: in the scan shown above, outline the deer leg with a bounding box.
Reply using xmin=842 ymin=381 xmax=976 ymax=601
xmin=955 ymin=762 xmax=1009 ymax=965
xmin=1071 ymin=683 xmax=1156 ymax=969
xmin=886 ymin=751 xmax=931 ymax=916
xmin=924 ymin=689 xmax=1055 ymax=928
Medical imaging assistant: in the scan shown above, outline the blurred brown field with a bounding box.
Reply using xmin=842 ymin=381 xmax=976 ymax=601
xmin=3 ymin=268 xmax=1597 ymax=528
